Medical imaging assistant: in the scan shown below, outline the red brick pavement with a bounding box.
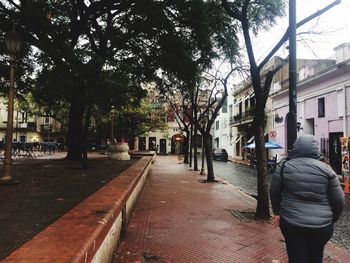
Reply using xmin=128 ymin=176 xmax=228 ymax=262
xmin=113 ymin=156 xmax=350 ymax=263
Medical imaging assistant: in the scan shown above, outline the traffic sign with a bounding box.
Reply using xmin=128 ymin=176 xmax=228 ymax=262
xmin=269 ymin=130 xmax=277 ymax=138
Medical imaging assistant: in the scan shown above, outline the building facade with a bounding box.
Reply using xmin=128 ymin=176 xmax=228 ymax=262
xmin=0 ymin=97 xmax=64 ymax=144
xmin=212 ymin=96 xmax=231 ymax=153
xmin=272 ymin=43 xmax=350 ymax=173
xmin=134 ymin=103 xmax=189 ymax=155
xmin=228 ymin=55 xmax=323 ymax=161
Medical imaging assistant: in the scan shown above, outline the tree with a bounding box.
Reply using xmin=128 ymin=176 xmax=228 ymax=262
xmin=114 ymin=100 xmax=168 ymax=147
xmin=155 ymin=0 xmax=239 ymax=171
xmin=196 ymin=65 xmax=235 ymax=182
xmin=158 ymin=87 xmax=192 ymax=163
xmin=0 ymin=0 xmax=239 ymax=163
xmin=222 ymin=0 xmax=341 ymax=219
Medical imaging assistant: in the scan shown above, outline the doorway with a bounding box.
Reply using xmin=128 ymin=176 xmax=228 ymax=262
xmin=138 ymin=137 xmax=146 ymax=150
xmin=149 ymin=137 xmax=156 ymax=151
xmin=159 ymin=139 xmax=166 ymax=154
xmin=329 ymin=132 xmax=343 ymax=174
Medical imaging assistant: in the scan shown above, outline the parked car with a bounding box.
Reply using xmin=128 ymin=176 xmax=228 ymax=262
xmin=212 ymin=148 xmax=228 ymax=162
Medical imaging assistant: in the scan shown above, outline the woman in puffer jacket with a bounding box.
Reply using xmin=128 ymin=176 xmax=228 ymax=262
xmin=270 ymin=135 xmax=344 ymax=263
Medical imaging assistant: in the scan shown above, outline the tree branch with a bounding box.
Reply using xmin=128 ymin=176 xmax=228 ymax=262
xmin=258 ymin=0 xmax=342 ymax=70
xmin=261 ymin=58 xmax=288 ymax=104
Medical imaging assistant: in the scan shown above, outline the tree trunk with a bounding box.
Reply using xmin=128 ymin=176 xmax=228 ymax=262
xmin=183 ymin=129 xmax=190 ymax=164
xmin=66 ymin=97 xmax=84 ymax=161
xmin=193 ymin=125 xmax=199 ymax=171
xmin=254 ymin=107 xmax=270 ymax=219
xmin=204 ymin=133 xmax=215 ymax=182
xmin=189 ymin=121 xmax=193 ymax=167
xmin=200 ymin=144 xmax=205 ymax=175
xmin=81 ymin=105 xmax=92 ymax=169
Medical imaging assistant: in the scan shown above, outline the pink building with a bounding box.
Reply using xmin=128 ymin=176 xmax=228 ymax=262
xmin=271 ymin=43 xmax=350 ymax=174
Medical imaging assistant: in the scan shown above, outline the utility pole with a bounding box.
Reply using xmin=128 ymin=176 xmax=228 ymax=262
xmin=0 ymin=24 xmax=21 ymax=184
xmin=287 ymin=0 xmax=297 ymax=151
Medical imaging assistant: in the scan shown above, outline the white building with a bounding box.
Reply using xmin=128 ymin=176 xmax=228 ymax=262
xmin=212 ymin=94 xmax=233 ymax=156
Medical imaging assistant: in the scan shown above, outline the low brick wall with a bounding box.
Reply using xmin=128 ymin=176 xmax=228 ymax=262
xmin=3 ymin=156 xmax=154 ymax=263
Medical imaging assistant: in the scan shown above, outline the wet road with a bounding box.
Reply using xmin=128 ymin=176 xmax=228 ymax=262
xmin=212 ymin=159 xmax=350 ymax=252
xmin=212 ymin=159 xmax=270 ymax=197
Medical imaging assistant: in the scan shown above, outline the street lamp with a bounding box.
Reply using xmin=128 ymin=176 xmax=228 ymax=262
xmin=110 ymin=106 xmax=115 ymax=143
xmin=0 ymin=24 xmax=21 ymax=185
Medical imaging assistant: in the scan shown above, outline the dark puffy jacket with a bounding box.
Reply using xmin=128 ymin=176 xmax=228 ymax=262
xmin=270 ymin=135 xmax=344 ymax=228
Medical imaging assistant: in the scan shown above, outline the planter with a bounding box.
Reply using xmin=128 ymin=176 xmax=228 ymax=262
xmin=108 ymin=142 xmax=130 ymax=160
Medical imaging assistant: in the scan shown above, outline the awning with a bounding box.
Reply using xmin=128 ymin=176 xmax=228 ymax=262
xmin=234 ymin=135 xmax=243 ymax=144
xmin=244 ymin=140 xmax=283 ymax=149
xmin=234 ymin=98 xmax=243 ymax=106
xmin=247 ymin=136 xmax=254 ymax=143
xmin=243 ymin=94 xmax=250 ymax=100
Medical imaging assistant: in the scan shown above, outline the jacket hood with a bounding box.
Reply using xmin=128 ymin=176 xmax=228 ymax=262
xmin=288 ymin=134 xmax=320 ymax=159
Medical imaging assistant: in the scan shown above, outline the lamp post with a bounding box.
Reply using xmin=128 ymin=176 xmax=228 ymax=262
xmin=111 ymin=106 xmax=115 ymax=143
xmin=0 ymin=25 xmax=21 ymax=184
xmin=287 ymin=0 xmax=297 ymax=151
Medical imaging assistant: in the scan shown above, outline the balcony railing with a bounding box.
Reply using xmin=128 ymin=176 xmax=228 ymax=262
xmin=229 ymin=108 xmax=255 ymax=125
xmin=0 ymin=121 xmax=36 ymax=131
xmin=40 ymin=124 xmax=65 ymax=134
xmin=41 ymin=124 xmax=52 ymax=132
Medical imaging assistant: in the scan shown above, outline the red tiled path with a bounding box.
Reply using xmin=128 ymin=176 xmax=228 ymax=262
xmin=114 ymin=156 xmax=350 ymax=263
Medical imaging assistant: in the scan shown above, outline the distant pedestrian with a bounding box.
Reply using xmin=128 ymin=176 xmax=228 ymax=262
xmin=270 ymin=135 xmax=344 ymax=263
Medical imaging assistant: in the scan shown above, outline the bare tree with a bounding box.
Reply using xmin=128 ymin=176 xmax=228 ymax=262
xmin=196 ymin=64 xmax=236 ymax=182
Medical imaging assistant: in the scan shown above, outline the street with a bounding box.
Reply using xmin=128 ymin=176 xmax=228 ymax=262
xmin=212 ymin=159 xmax=272 ymax=197
xmin=211 ymin=159 xmax=350 ymax=252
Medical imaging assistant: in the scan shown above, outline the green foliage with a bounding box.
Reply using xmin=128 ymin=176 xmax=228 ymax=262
xmin=93 ymin=98 xmax=166 ymax=143
xmin=0 ymin=1 xmax=240 ymax=160
xmin=222 ymin=0 xmax=286 ymax=35
xmin=248 ymin=0 xmax=286 ymax=34
xmin=1 ymin=0 xmax=239 ymax=108
xmin=115 ymin=101 xmax=167 ymax=142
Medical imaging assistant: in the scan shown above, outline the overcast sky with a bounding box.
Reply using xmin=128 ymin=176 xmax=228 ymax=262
xmin=252 ymin=0 xmax=350 ymax=62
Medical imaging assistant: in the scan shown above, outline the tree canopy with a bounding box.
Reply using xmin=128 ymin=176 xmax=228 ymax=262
xmin=0 ymin=0 xmax=241 ymax=161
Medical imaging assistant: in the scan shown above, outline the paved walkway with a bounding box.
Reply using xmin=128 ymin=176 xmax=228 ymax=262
xmin=113 ymin=156 xmax=350 ymax=263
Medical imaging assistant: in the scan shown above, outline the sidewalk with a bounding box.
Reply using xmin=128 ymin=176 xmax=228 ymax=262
xmin=113 ymin=155 xmax=350 ymax=263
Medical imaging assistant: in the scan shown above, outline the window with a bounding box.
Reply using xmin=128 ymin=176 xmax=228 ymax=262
xmin=337 ymin=92 xmax=344 ymax=117
xmin=216 ymin=120 xmax=219 ymax=130
xmin=43 ymin=116 xmax=50 ymax=125
xmin=239 ymin=101 xmax=242 ymax=115
xmin=222 ymin=98 xmax=227 ymax=113
xmin=245 ymin=99 xmax=249 ymax=110
xmin=250 ymin=96 xmax=255 ymax=108
xmin=18 ymin=111 xmax=27 ymax=123
xmin=223 ymin=119 xmax=227 ymax=128
xmin=318 ymin=97 xmax=325 ymax=117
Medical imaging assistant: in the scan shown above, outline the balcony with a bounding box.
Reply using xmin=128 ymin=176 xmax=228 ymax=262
xmin=229 ymin=108 xmax=255 ymax=126
xmin=16 ymin=122 xmax=36 ymax=131
xmin=41 ymin=124 xmax=64 ymax=135
xmin=41 ymin=124 xmax=52 ymax=132
xmin=0 ymin=121 xmax=36 ymax=131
